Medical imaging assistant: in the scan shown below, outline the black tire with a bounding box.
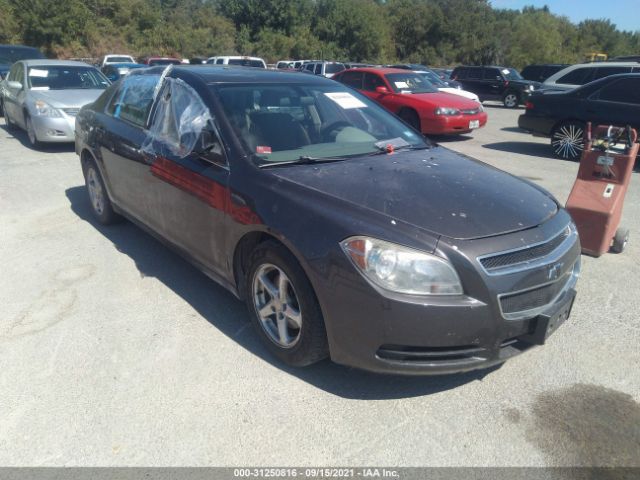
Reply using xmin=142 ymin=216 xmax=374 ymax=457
xmin=4 ymin=106 xmax=15 ymax=130
xmin=502 ymin=91 xmax=520 ymax=108
xmin=25 ymin=114 xmax=41 ymax=149
xmin=0 ymin=98 xmax=4 ymax=117
xmin=551 ymin=121 xmax=585 ymax=160
xmin=82 ymin=157 xmax=120 ymax=225
xmin=399 ymin=108 xmax=421 ymax=132
xmin=246 ymin=241 xmax=329 ymax=367
xmin=611 ymin=227 xmax=629 ymax=254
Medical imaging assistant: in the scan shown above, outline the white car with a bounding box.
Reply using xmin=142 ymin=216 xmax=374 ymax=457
xmin=100 ymin=54 xmax=135 ymax=68
xmin=414 ymin=70 xmax=480 ymax=103
xmin=541 ymin=61 xmax=640 ymax=91
xmin=205 ymin=56 xmax=266 ymax=68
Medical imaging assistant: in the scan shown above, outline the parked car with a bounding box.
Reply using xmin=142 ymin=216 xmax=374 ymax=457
xmin=540 ymin=62 xmax=640 ymax=92
xmin=0 ymin=44 xmax=45 ymax=80
xmin=1 ymin=60 xmax=110 ymax=148
xmin=333 ymin=67 xmax=487 ymax=135
xmin=450 ymin=65 xmax=540 ymax=108
xmin=102 ymin=63 xmax=146 ymax=82
xmin=141 ymin=57 xmax=182 ymax=66
xmin=75 ymin=65 xmax=580 ymax=374
xmin=386 ymin=64 xmax=463 ymax=89
xmin=406 ymin=68 xmax=480 ymax=102
xmin=301 ymin=61 xmax=346 ymax=78
xmin=518 ymin=73 xmax=640 ymax=159
xmin=276 ymin=60 xmax=295 ymax=69
xmin=344 ymin=63 xmax=373 ymax=69
xmin=99 ymin=54 xmax=135 ymax=68
xmin=0 ymin=44 xmax=46 ymax=116
xmin=520 ymin=64 xmax=571 ymax=83
xmin=431 ymin=67 xmax=453 ymax=81
xmin=205 ymin=56 xmax=266 ymax=68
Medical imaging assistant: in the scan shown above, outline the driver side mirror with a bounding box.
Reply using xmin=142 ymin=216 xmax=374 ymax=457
xmin=7 ymin=81 xmax=22 ymax=90
xmin=375 ymin=86 xmax=389 ymax=94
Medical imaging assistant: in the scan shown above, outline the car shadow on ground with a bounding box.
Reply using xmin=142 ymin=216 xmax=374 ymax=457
xmin=501 ymin=126 xmax=527 ymax=134
xmin=0 ymin=121 xmax=75 ymax=153
xmin=483 ymin=141 xmax=558 ymax=160
xmin=65 ymin=185 xmax=501 ymax=400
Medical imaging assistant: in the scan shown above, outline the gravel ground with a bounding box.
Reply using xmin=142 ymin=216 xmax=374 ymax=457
xmin=0 ymin=103 xmax=638 ymax=467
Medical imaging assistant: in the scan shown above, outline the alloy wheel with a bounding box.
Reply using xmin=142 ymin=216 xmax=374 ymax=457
xmin=504 ymin=93 xmax=518 ymax=108
xmin=252 ymin=263 xmax=302 ymax=348
xmin=86 ymin=167 xmax=105 ymax=215
xmin=552 ymin=123 xmax=584 ymax=160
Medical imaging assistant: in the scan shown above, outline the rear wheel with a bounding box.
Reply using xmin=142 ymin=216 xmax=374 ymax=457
xmin=502 ymin=91 xmax=520 ymax=108
xmin=399 ymin=109 xmax=421 ymax=132
xmin=246 ymin=241 xmax=328 ymax=367
xmin=82 ymin=157 xmax=120 ymax=224
xmin=551 ymin=121 xmax=585 ymax=160
xmin=611 ymin=228 xmax=629 ymax=254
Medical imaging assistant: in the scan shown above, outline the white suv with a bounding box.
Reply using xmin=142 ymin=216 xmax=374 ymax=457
xmin=301 ymin=61 xmax=346 ymax=78
xmin=542 ymin=62 xmax=640 ymax=91
xmin=205 ymin=56 xmax=266 ymax=68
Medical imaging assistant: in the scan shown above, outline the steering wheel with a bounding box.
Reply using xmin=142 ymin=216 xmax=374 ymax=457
xmin=321 ymin=121 xmax=352 ymax=141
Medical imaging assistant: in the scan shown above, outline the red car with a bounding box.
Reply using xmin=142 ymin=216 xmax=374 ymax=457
xmin=333 ymin=67 xmax=487 ymax=135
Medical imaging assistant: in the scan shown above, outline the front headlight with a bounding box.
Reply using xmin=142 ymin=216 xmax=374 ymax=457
xmin=528 ymin=85 xmax=535 ymax=91
xmin=434 ymin=107 xmax=461 ymax=116
xmin=341 ymin=236 xmax=463 ymax=295
xmin=34 ymin=100 xmax=61 ymax=117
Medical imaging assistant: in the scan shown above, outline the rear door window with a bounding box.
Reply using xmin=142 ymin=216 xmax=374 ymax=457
xmin=314 ymin=64 xmax=323 ymax=74
xmin=468 ymin=68 xmax=482 ymax=80
xmin=593 ymin=66 xmax=633 ymax=80
xmin=595 ymin=78 xmax=640 ymax=104
xmin=337 ymin=71 xmax=364 ymax=89
xmin=107 ymin=74 xmax=159 ymax=128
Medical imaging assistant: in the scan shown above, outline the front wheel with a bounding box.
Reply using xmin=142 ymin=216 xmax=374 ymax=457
xmin=551 ymin=121 xmax=585 ymax=160
xmin=25 ymin=115 xmax=41 ymax=149
xmin=502 ymin=91 xmax=520 ymax=108
xmin=246 ymin=241 xmax=328 ymax=367
xmin=399 ymin=109 xmax=421 ymax=132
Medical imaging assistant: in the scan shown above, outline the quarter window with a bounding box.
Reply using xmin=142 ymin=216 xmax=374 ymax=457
xmin=363 ymin=73 xmax=385 ymax=92
xmin=596 ymin=78 xmax=640 ymax=104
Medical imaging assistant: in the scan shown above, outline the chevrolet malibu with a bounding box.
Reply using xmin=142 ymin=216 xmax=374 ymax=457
xmin=2 ymin=60 xmax=110 ymax=148
xmin=333 ymin=67 xmax=487 ymax=135
xmin=75 ymin=66 xmax=580 ymax=374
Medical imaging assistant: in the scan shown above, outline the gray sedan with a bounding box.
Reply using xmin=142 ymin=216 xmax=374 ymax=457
xmin=1 ymin=60 xmax=110 ymax=148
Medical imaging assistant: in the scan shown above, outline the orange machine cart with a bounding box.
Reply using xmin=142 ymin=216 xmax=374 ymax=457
xmin=565 ymin=124 xmax=638 ymax=257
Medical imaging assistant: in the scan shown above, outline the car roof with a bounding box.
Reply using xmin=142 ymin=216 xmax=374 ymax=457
xmin=165 ymin=65 xmax=335 ymax=85
xmin=20 ymin=59 xmax=93 ymax=67
xmin=341 ymin=67 xmax=416 ymax=75
xmin=107 ymin=63 xmax=145 ymax=68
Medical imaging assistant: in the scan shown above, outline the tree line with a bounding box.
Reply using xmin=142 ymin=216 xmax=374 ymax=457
xmin=1 ymin=0 xmax=638 ymax=68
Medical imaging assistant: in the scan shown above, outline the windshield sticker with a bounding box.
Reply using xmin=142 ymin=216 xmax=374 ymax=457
xmin=256 ymin=146 xmax=272 ymax=154
xmin=324 ymin=92 xmax=366 ymax=109
xmin=29 ymin=69 xmax=49 ymax=77
xmin=502 ymin=69 xmax=510 ymax=75
xmin=394 ymin=81 xmax=409 ymax=88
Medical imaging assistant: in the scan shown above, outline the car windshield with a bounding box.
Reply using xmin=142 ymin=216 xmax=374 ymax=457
xmin=27 ymin=66 xmax=110 ymax=90
xmin=502 ymin=68 xmax=523 ymax=81
xmin=417 ymin=71 xmax=446 ymax=87
xmin=214 ymin=83 xmax=428 ymax=165
xmin=326 ymin=63 xmax=345 ymax=74
xmin=385 ymin=73 xmax=438 ymax=94
xmin=228 ymin=59 xmax=265 ymax=68
xmin=107 ymin=56 xmax=133 ymax=63
xmin=0 ymin=47 xmax=44 ymax=64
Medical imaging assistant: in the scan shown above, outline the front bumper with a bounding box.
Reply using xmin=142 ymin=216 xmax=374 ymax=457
xmin=424 ymin=111 xmax=488 ymax=135
xmin=314 ymin=211 xmax=581 ymax=375
xmin=31 ymin=113 xmax=76 ymax=143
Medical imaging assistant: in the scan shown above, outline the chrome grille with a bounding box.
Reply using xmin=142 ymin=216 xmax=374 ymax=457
xmin=480 ymin=227 xmax=570 ymax=272
xmin=500 ymin=273 xmax=571 ymax=315
xmin=62 ymin=108 xmax=80 ymax=116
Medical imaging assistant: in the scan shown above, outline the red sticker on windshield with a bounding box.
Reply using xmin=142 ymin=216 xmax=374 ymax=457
xmin=256 ymin=146 xmax=272 ymax=154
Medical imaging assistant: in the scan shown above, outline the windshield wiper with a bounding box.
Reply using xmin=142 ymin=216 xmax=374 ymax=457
xmin=258 ymin=155 xmax=350 ymax=168
xmin=369 ymin=144 xmax=431 ymax=155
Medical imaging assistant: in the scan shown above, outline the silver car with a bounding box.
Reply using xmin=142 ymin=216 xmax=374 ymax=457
xmin=1 ymin=60 xmax=110 ymax=147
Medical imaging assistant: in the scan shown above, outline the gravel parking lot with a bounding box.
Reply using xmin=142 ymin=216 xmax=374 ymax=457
xmin=1 ymin=104 xmax=639 ymax=467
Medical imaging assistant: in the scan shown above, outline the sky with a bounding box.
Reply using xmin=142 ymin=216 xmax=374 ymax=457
xmin=490 ymin=0 xmax=639 ymax=33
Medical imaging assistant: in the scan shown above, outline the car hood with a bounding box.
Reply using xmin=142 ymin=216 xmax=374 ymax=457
xmin=402 ymin=91 xmax=481 ymax=109
xmin=437 ymin=87 xmax=479 ymax=102
xmin=268 ymin=147 xmax=557 ymax=240
xmin=28 ymin=89 xmax=105 ymax=108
